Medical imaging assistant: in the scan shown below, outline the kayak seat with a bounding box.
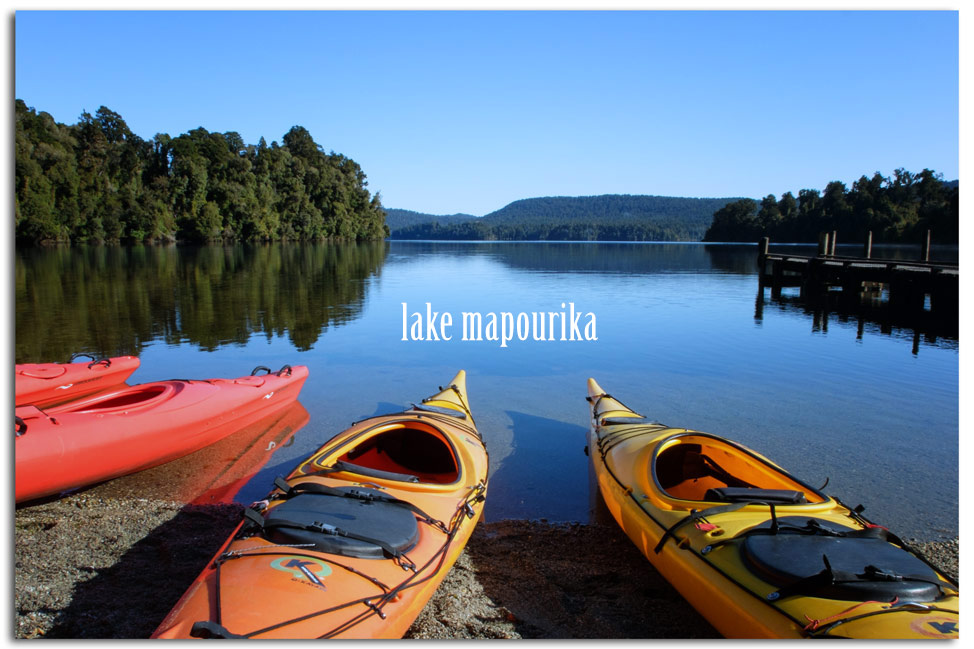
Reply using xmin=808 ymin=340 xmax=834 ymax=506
xmin=741 ymin=517 xmax=945 ymax=602
xmin=262 ymin=489 xmax=420 ymax=560
xmin=654 ymin=436 xmax=824 ymax=503
xmin=656 ymin=443 xmax=756 ymax=500
xmin=340 ymin=424 xmax=459 ymax=484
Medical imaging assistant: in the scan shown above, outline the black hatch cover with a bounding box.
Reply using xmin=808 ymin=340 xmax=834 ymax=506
xmin=741 ymin=517 xmax=946 ymax=602
xmin=263 ymin=488 xmax=420 ymax=560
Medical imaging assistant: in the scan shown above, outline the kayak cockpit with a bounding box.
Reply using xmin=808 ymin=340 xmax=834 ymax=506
xmin=653 ymin=433 xmax=826 ymax=505
xmin=55 ymin=383 xmax=178 ymax=415
xmin=335 ymin=421 xmax=461 ymax=485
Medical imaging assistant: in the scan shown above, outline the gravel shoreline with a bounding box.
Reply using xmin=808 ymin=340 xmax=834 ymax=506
xmin=13 ymin=494 xmax=958 ymax=639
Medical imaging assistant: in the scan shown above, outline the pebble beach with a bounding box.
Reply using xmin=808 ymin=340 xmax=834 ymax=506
xmin=14 ymin=490 xmax=957 ymax=640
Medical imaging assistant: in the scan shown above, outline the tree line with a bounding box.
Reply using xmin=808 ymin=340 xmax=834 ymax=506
xmin=390 ymin=194 xmax=742 ymax=241
xmin=15 ymin=100 xmax=389 ymax=244
xmin=703 ymin=169 xmax=958 ymax=244
xmin=393 ymin=219 xmax=706 ymax=241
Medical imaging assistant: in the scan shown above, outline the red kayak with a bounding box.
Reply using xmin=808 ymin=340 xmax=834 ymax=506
xmin=15 ymin=354 xmax=141 ymax=407
xmin=14 ymin=365 xmax=308 ymax=503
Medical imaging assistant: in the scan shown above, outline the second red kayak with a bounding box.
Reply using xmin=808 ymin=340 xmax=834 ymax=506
xmin=15 ymin=364 xmax=308 ymax=503
xmin=15 ymin=354 xmax=141 ymax=407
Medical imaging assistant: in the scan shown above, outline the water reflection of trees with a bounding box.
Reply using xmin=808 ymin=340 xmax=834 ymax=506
xmin=15 ymin=242 xmax=388 ymax=362
xmin=390 ymin=241 xmax=739 ymax=274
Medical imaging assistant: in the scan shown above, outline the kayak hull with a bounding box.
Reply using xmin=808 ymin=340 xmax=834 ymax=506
xmin=15 ymin=365 xmax=308 ymax=503
xmin=151 ymin=370 xmax=488 ymax=639
xmin=586 ymin=378 xmax=958 ymax=639
xmin=15 ymin=355 xmax=141 ymax=407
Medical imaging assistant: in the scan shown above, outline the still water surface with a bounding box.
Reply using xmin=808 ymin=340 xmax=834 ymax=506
xmin=14 ymin=242 xmax=959 ymax=540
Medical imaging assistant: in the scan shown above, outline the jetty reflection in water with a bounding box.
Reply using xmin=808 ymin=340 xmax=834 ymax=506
xmin=754 ymin=285 xmax=958 ymax=356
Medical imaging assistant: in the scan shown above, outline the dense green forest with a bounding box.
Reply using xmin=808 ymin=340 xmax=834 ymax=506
xmin=390 ymin=195 xmax=742 ymax=241
xmin=15 ymin=100 xmax=388 ymax=244
xmin=384 ymin=208 xmax=476 ymax=231
xmin=703 ymin=169 xmax=958 ymax=244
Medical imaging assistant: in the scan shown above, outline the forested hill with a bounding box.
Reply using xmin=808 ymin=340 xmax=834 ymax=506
xmin=15 ymin=100 xmax=387 ymax=244
xmin=384 ymin=208 xmax=477 ymax=231
xmin=703 ymin=169 xmax=958 ymax=244
xmin=389 ymin=194 xmax=744 ymax=241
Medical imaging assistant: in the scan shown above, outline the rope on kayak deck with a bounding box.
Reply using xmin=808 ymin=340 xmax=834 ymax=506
xmin=803 ymin=597 xmax=898 ymax=631
xmin=596 ymin=425 xmax=684 ymax=458
xmin=805 ymin=601 xmax=960 ymax=637
xmin=416 ymin=410 xmax=483 ymax=442
xmin=316 ymin=480 xmax=487 ymax=639
xmin=270 ymin=476 xmax=450 ymax=534
xmin=194 ymin=479 xmax=488 ymax=639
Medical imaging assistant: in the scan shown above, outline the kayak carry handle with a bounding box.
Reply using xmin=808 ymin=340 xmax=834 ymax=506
xmin=15 ymin=416 xmax=27 ymax=437
xmin=69 ymin=353 xmax=111 ymax=369
xmin=276 ymin=365 xmax=293 ymax=377
xmin=251 ymin=366 xmax=272 ymax=376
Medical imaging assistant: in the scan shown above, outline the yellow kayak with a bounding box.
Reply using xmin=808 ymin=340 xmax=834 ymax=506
xmin=152 ymin=370 xmax=488 ymax=639
xmin=586 ymin=378 xmax=958 ymax=639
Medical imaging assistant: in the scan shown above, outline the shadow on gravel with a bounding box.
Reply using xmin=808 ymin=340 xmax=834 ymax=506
xmin=461 ymin=519 xmax=720 ymax=639
xmin=43 ymin=503 xmax=243 ymax=639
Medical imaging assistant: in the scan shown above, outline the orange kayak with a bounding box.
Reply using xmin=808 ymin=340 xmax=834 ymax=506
xmin=15 ymin=365 xmax=308 ymax=503
xmin=151 ymin=370 xmax=488 ymax=639
xmin=15 ymin=354 xmax=141 ymax=407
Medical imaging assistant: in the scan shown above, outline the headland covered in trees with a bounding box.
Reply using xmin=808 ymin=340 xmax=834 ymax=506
xmin=15 ymin=100 xmax=388 ymax=244
xmin=16 ymin=100 xmax=957 ymax=247
xmin=703 ymin=171 xmax=958 ymax=245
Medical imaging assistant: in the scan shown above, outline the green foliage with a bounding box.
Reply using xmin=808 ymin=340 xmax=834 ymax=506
xmin=14 ymin=100 xmax=387 ymax=245
xmin=703 ymin=170 xmax=958 ymax=244
xmin=390 ymin=195 xmax=743 ymax=241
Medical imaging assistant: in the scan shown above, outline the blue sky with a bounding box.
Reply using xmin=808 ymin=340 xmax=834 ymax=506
xmin=13 ymin=8 xmax=960 ymax=216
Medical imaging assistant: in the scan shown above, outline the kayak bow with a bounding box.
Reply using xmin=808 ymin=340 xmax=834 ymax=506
xmin=586 ymin=377 xmax=958 ymax=639
xmin=152 ymin=370 xmax=489 ymax=639
xmin=15 ymin=354 xmax=141 ymax=407
xmin=15 ymin=365 xmax=308 ymax=503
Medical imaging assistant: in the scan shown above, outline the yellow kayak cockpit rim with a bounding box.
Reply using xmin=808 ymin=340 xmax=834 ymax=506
xmin=649 ymin=432 xmax=828 ymax=507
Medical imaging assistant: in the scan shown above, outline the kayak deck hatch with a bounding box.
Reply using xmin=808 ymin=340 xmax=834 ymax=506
xmin=262 ymin=487 xmax=421 ymax=559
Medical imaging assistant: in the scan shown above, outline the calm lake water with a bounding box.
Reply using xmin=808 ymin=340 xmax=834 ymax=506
xmin=14 ymin=241 xmax=959 ymax=540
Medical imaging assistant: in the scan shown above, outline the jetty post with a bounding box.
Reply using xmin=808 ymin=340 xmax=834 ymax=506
xmin=817 ymin=232 xmax=830 ymax=257
xmin=757 ymin=236 xmax=770 ymax=267
xmin=757 ymin=231 xmax=957 ymax=317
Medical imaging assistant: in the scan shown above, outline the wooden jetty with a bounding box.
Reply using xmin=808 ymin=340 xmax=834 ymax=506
xmin=756 ymin=232 xmax=958 ymax=316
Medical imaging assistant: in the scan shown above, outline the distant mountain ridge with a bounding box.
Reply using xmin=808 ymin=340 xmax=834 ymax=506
xmin=386 ymin=194 xmax=746 ymax=241
xmin=383 ymin=208 xmax=478 ymax=231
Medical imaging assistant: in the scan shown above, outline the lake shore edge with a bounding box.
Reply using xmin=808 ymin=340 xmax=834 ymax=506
xmin=14 ymin=494 xmax=958 ymax=639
